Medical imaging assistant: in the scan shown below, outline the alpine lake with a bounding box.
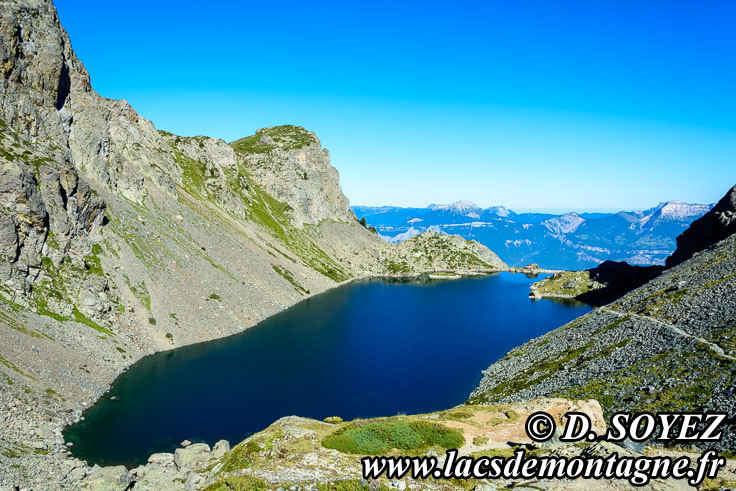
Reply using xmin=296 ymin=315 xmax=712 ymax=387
xmin=64 ymin=272 xmax=590 ymax=467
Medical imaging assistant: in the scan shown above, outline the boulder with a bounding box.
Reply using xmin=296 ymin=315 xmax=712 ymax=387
xmin=211 ymin=440 xmax=230 ymax=459
xmin=147 ymin=452 xmax=175 ymax=466
xmin=83 ymin=465 xmax=131 ymax=490
xmin=174 ymin=442 xmax=211 ymax=470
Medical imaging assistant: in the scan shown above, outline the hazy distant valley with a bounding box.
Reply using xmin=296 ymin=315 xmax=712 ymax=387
xmin=354 ymin=199 xmax=713 ymax=270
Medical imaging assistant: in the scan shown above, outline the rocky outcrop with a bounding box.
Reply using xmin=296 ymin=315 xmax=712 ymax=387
xmin=666 ymin=183 xmax=736 ymax=267
xmin=0 ymin=121 xmax=108 ymax=324
xmin=528 ymin=270 xmax=605 ymax=300
xmin=0 ymin=0 xmax=178 ymax=203
xmin=530 ymin=261 xmax=662 ymax=305
xmin=231 ymin=126 xmax=354 ymax=228
xmin=393 ymin=231 xmax=506 ymax=273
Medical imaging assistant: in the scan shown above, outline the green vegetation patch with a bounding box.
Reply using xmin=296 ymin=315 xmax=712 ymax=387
xmin=487 ymin=409 xmax=520 ymax=426
xmin=230 ymin=125 xmax=316 ymax=154
xmin=0 ymin=355 xmax=35 ymax=380
xmin=72 ymin=307 xmax=112 ymax=335
xmin=592 ymin=315 xmax=630 ymax=335
xmin=84 ymin=243 xmax=104 ymax=276
xmin=384 ymin=260 xmax=411 ymax=274
xmin=322 ymin=420 xmax=464 ymax=455
xmin=533 ymin=270 xmax=601 ymax=297
xmin=317 ymin=480 xmax=383 ymax=491
xmin=219 ymin=437 xmax=268 ymax=473
xmin=203 ymin=475 xmax=268 ymax=491
xmin=129 ymin=281 xmax=151 ymax=311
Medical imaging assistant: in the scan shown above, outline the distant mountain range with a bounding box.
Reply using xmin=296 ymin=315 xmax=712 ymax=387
xmin=352 ymin=200 xmax=713 ymax=270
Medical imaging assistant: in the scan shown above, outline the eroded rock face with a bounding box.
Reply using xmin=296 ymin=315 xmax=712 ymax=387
xmin=0 ymin=0 xmax=179 ymax=203
xmin=0 ymin=124 xmax=107 ymax=311
xmin=233 ymin=126 xmax=354 ymax=228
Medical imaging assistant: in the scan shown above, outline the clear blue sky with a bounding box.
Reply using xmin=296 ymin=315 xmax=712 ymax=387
xmin=55 ymin=0 xmax=736 ymax=211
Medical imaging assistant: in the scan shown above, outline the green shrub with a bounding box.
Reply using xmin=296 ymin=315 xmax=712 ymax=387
xmin=473 ymin=436 xmax=489 ymax=446
xmin=322 ymin=420 xmax=464 ymax=455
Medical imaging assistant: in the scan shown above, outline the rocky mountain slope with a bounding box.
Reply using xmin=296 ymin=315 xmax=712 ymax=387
xmin=471 ymin=185 xmax=736 ymax=454
xmin=0 ymin=0 xmax=505 ymax=488
xmin=354 ymin=199 xmax=712 ymax=270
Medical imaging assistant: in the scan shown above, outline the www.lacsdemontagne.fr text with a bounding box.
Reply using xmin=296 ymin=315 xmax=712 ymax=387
xmin=362 ymin=448 xmax=726 ymax=487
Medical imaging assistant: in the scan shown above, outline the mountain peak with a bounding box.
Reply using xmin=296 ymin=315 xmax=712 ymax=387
xmin=429 ymin=200 xmax=481 ymax=213
xmin=541 ymin=212 xmax=585 ymax=235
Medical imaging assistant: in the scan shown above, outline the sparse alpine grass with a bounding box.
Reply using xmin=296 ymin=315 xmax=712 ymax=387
xmin=322 ymin=419 xmax=464 ymax=455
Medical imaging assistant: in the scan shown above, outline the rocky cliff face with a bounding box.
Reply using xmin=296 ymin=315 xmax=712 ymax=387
xmin=666 ymin=184 xmax=736 ymax=267
xmin=232 ymin=126 xmax=354 ymax=228
xmin=0 ymin=0 xmax=178 ymax=203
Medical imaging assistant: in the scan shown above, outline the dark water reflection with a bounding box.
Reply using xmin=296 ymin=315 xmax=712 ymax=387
xmin=65 ymin=273 xmax=590 ymax=467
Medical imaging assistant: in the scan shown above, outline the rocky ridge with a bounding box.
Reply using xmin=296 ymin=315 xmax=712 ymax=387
xmin=355 ymin=199 xmax=713 ymax=269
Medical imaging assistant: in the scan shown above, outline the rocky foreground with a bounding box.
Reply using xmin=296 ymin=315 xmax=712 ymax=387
xmin=53 ymin=398 xmax=736 ymax=490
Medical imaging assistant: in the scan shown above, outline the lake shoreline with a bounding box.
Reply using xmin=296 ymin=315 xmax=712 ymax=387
xmin=4 ymin=265 xmax=574 ymax=486
xmin=65 ymin=270 xmax=592 ymax=465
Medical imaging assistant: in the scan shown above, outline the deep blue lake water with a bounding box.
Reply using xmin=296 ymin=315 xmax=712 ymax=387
xmin=64 ymin=273 xmax=590 ymax=467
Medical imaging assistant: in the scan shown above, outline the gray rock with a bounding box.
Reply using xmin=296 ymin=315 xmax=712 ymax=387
xmin=83 ymin=466 xmax=131 ymax=491
xmin=147 ymin=452 xmax=175 ymax=466
xmin=34 ymin=426 xmax=55 ymax=441
xmin=67 ymin=465 xmax=87 ymax=482
xmin=618 ymin=438 xmax=645 ymax=454
xmin=174 ymin=443 xmax=210 ymax=470
xmin=211 ymin=439 xmax=230 ymax=459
